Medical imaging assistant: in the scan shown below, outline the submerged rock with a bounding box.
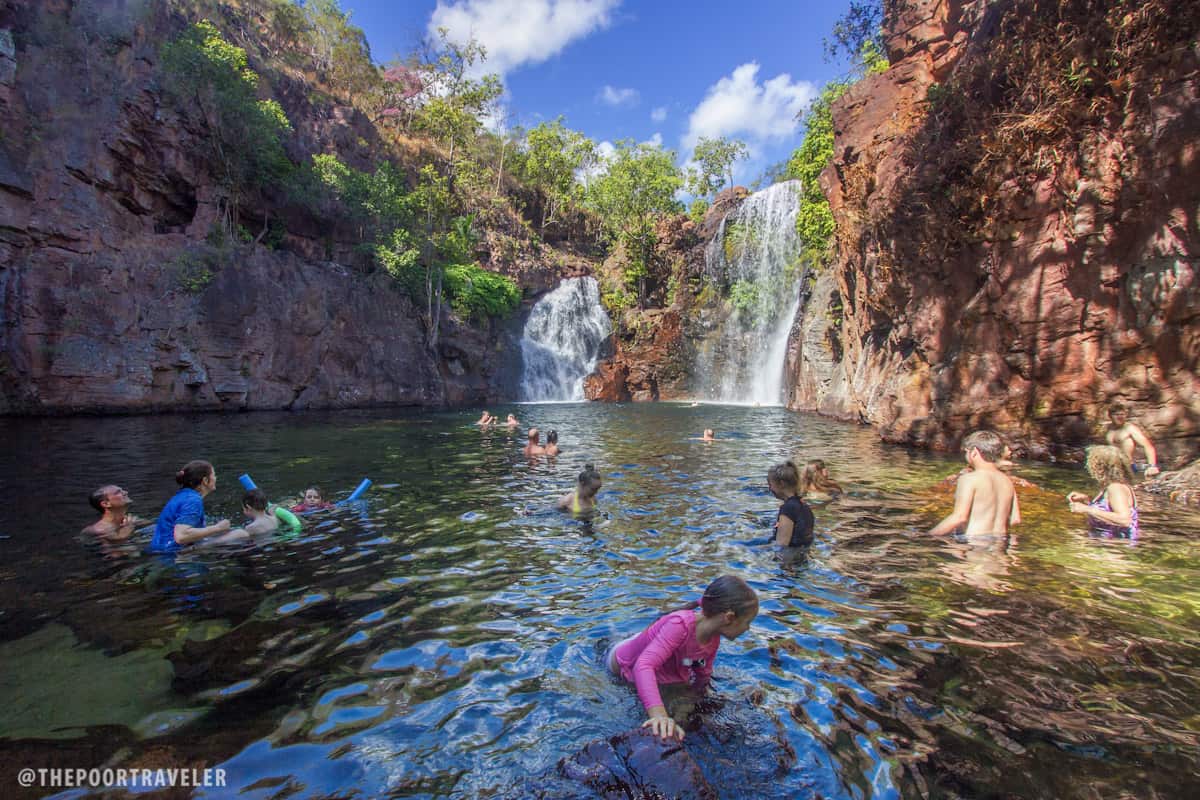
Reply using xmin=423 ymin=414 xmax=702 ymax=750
xmin=556 ymin=728 xmax=717 ymax=800
xmin=1141 ymin=459 xmax=1200 ymax=507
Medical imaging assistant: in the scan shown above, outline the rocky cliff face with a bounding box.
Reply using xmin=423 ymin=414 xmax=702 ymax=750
xmin=788 ymin=0 xmax=1200 ymax=465
xmin=0 ymin=1 xmax=571 ymax=414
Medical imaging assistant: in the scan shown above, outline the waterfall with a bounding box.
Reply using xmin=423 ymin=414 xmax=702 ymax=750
xmin=695 ymin=180 xmax=803 ymax=405
xmin=519 ymin=276 xmax=612 ymax=401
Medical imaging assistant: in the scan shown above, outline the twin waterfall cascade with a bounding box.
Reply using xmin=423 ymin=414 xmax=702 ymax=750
xmin=518 ymin=277 xmax=612 ymax=401
xmin=696 ymin=180 xmax=803 ymax=405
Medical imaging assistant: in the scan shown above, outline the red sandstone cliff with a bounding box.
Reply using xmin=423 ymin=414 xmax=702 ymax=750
xmin=0 ymin=1 xmax=585 ymax=414
xmin=788 ymin=0 xmax=1200 ymax=464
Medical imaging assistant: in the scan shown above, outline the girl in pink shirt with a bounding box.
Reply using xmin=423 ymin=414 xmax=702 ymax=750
xmin=607 ymin=575 xmax=759 ymax=741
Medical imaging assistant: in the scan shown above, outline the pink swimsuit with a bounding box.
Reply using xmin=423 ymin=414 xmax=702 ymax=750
xmin=611 ymin=609 xmax=720 ymax=711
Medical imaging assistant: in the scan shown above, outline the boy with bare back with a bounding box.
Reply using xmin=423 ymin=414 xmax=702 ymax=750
xmin=930 ymin=430 xmax=1021 ymax=537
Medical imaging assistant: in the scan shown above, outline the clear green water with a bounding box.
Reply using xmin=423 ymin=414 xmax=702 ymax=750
xmin=0 ymin=404 xmax=1197 ymax=799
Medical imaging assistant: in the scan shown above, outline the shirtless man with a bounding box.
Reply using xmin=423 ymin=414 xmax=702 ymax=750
xmin=930 ymin=430 xmax=1020 ymax=536
xmin=523 ymin=427 xmax=546 ymax=457
xmin=1104 ymin=403 xmax=1160 ymax=477
xmin=82 ymin=485 xmax=146 ymax=541
xmin=475 ymin=411 xmax=494 ymax=426
xmin=505 ymin=413 xmax=520 ymax=429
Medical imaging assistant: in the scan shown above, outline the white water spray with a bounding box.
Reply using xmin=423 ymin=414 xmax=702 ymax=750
xmin=518 ymin=277 xmax=612 ymax=401
xmin=695 ymin=180 xmax=803 ymax=405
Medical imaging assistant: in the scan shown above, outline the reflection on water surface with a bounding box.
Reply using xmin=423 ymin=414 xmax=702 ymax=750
xmin=0 ymin=404 xmax=1197 ymax=799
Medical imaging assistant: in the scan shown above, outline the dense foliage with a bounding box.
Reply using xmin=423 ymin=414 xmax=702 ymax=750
xmin=786 ymin=41 xmax=888 ymax=267
xmin=160 ymin=20 xmax=293 ymax=232
xmin=686 ymin=136 xmax=748 ymax=199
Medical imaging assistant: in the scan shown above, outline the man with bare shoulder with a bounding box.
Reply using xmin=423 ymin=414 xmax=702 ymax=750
xmin=82 ymin=485 xmax=146 ymax=541
xmin=930 ymin=430 xmax=1021 ymax=537
xmin=523 ymin=427 xmax=546 ymax=457
xmin=1104 ymin=403 xmax=1160 ymax=477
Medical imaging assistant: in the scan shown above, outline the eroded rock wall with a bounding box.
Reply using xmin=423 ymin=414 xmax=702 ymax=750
xmin=790 ymin=0 xmax=1200 ymax=464
xmin=0 ymin=1 xmax=562 ymax=415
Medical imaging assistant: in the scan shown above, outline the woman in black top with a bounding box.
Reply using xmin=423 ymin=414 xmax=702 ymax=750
xmin=768 ymin=460 xmax=815 ymax=547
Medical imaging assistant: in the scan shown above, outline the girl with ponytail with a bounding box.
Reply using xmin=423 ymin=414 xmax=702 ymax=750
xmin=606 ymin=575 xmax=759 ymax=741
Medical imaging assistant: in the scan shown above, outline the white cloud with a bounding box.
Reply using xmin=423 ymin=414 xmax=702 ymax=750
xmin=643 ymin=132 xmax=662 ymax=148
xmin=682 ymin=62 xmax=817 ymax=153
xmin=598 ymin=85 xmax=639 ymax=106
xmin=578 ymin=138 xmax=616 ymax=185
xmin=430 ymin=0 xmax=620 ymax=79
xmin=650 ymin=106 xmax=668 ymax=122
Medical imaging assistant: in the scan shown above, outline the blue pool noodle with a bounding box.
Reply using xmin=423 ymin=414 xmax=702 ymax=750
xmin=345 ymin=478 xmax=372 ymax=503
xmin=238 ymin=474 xmax=257 ymax=491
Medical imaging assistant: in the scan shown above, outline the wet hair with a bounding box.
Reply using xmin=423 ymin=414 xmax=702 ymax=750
xmin=88 ymin=485 xmax=115 ymax=512
xmin=1108 ymin=402 xmax=1128 ymax=417
xmin=175 ymin=460 xmax=214 ymax=489
xmin=767 ymin=460 xmax=800 ymax=496
xmin=242 ymin=488 xmax=269 ymax=511
xmin=305 ymin=486 xmax=325 ymax=501
xmin=675 ymin=575 xmax=759 ymax=619
xmin=546 ymin=430 xmax=558 ymax=444
xmin=577 ymin=464 xmax=602 ymax=498
xmin=1086 ymin=445 xmax=1134 ymax=485
xmin=800 ymin=460 xmax=842 ymax=495
xmin=528 ymin=427 xmax=540 ymax=442
xmin=962 ymin=430 xmax=1004 ymax=463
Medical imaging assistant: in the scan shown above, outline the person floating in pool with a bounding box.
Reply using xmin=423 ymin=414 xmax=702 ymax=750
xmin=799 ymin=460 xmax=843 ymax=501
xmin=558 ymin=464 xmax=602 ymax=514
xmin=1068 ymin=445 xmax=1139 ymax=537
xmin=1103 ymin=402 xmax=1160 ymax=477
xmin=768 ymin=460 xmax=815 ymax=547
xmin=82 ymin=485 xmax=146 ymax=541
xmin=524 ymin=427 xmax=547 ymax=457
xmin=929 ymin=430 xmax=1020 ymax=537
xmin=148 ymin=460 xmax=245 ymax=552
xmin=606 ymin=575 xmax=759 ymax=742
xmin=545 ymin=429 xmax=561 ymax=457
xmin=231 ymin=489 xmax=280 ymax=538
xmin=291 ymin=486 xmax=334 ymax=513
xmin=506 ymin=413 xmax=520 ymax=429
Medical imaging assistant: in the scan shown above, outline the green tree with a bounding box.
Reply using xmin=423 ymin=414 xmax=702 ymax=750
xmin=303 ymin=0 xmax=378 ymax=100
xmin=686 ymin=136 xmax=748 ymax=199
xmin=586 ymin=140 xmax=683 ymax=305
xmin=786 ymin=80 xmax=849 ymax=266
xmin=519 ymin=117 xmax=596 ymax=235
xmin=160 ymin=21 xmax=293 ymax=235
xmin=824 ymin=1 xmax=886 ymax=67
xmin=413 ymin=29 xmax=503 ymax=171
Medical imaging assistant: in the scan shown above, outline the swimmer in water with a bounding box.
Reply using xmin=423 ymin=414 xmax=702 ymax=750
xmin=230 ymin=489 xmax=280 ymax=538
xmin=82 ymin=485 xmax=146 ymax=541
xmin=1068 ymin=445 xmax=1139 ymax=537
xmin=506 ymin=413 xmax=520 ymax=429
xmin=800 ymin=460 xmax=843 ymax=501
xmin=768 ymin=460 xmax=815 ymax=546
xmin=700 ymin=428 xmax=715 ymax=442
xmin=545 ymin=429 xmax=560 ymax=457
xmin=558 ymin=464 xmax=602 ymax=514
xmin=148 ymin=460 xmax=245 ymax=552
xmin=476 ymin=411 xmax=494 ymax=426
xmin=606 ymin=575 xmax=759 ymax=742
xmin=929 ymin=430 xmax=1020 ymax=537
xmin=291 ymin=486 xmax=334 ymax=513
xmin=524 ymin=427 xmax=547 ymax=457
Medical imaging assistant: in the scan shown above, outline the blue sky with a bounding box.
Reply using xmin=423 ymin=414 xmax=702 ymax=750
xmin=341 ymin=0 xmax=855 ymax=186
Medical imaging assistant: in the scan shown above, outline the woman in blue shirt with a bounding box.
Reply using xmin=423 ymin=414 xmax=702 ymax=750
xmin=149 ymin=460 xmax=236 ymax=552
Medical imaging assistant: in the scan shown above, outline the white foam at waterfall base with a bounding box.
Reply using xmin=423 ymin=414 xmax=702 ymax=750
xmin=519 ymin=277 xmax=612 ymax=401
xmin=696 ymin=180 xmax=803 ymax=405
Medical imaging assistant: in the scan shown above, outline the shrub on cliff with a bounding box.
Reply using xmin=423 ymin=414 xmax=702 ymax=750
xmin=787 ymin=38 xmax=888 ymax=267
xmin=160 ymin=21 xmax=293 ymax=234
